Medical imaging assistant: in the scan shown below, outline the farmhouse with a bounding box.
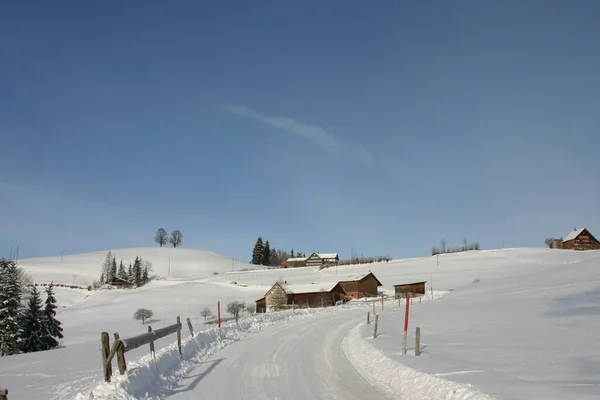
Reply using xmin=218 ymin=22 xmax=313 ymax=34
xmin=283 ymin=257 xmax=309 ymax=268
xmin=562 ymin=228 xmax=600 ymax=251
xmin=109 ymin=276 xmax=134 ymax=289
xmin=304 ymin=252 xmax=339 ymax=268
xmin=394 ymin=281 xmax=427 ymax=298
xmin=256 ymin=281 xmax=346 ymax=312
xmin=337 ymin=272 xmax=382 ymax=299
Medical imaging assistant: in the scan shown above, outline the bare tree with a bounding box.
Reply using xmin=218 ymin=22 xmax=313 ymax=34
xmin=154 ymin=228 xmax=169 ymax=247
xmin=227 ymin=301 xmax=245 ymax=324
xmin=544 ymin=238 xmax=555 ymax=248
xmin=133 ymin=308 xmax=154 ymax=324
xmin=245 ymin=303 xmax=255 ymax=315
xmin=441 ymin=238 xmax=447 ymax=254
xmin=169 ymin=230 xmax=183 ymax=248
xmin=200 ymin=307 xmax=212 ymax=321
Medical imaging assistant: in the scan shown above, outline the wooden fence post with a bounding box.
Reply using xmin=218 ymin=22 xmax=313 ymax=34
xmin=186 ymin=317 xmax=194 ymax=337
xmin=415 ymin=327 xmax=421 ymax=356
xmin=101 ymin=332 xmax=111 ymax=382
xmin=114 ymin=333 xmax=126 ymax=375
xmin=373 ymin=314 xmax=379 ymax=338
xmin=177 ymin=316 xmax=182 ymax=356
xmin=367 ymin=311 xmax=370 ymax=324
xmin=0 ymin=389 xmax=8 ymax=400
xmin=148 ymin=326 xmax=155 ymax=356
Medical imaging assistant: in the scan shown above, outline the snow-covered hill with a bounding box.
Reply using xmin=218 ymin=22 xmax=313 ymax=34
xmin=18 ymin=247 xmax=253 ymax=285
xmin=1 ymin=247 xmax=599 ymax=399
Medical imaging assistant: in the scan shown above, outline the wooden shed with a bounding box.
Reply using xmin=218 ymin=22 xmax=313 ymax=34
xmin=562 ymin=228 xmax=600 ymax=251
xmin=109 ymin=276 xmax=134 ymax=289
xmin=394 ymin=281 xmax=427 ymax=298
xmin=283 ymin=257 xmax=309 ymax=268
xmin=261 ymin=281 xmax=346 ymax=311
xmin=338 ymin=272 xmax=382 ymax=299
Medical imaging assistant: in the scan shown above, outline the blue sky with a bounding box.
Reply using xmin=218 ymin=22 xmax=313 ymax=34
xmin=2 ymin=1 xmax=599 ymax=261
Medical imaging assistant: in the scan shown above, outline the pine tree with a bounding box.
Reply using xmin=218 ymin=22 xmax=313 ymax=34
xmin=41 ymin=283 xmax=63 ymax=350
xmin=263 ymin=240 xmax=271 ymax=266
xmin=109 ymin=256 xmax=117 ymax=282
xmin=0 ymin=259 xmax=22 ymax=356
xmin=127 ymin=263 xmax=133 ymax=282
xmin=290 ymin=249 xmax=295 ymax=258
xmin=133 ymin=256 xmax=142 ymax=286
xmin=142 ymin=266 xmax=149 ymax=284
xmin=20 ymin=286 xmax=45 ymax=353
xmin=117 ymin=260 xmax=126 ymax=280
xmin=100 ymin=272 xmax=105 ymax=284
xmin=252 ymin=237 xmax=264 ymax=265
xmin=101 ymin=251 xmax=113 ymax=283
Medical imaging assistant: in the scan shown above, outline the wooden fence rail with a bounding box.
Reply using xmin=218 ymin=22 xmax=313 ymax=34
xmin=0 ymin=389 xmax=8 ymax=400
xmin=101 ymin=316 xmax=193 ymax=382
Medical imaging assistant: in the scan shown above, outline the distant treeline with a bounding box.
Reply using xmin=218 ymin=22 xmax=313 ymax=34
xmin=338 ymin=256 xmax=391 ymax=265
xmin=432 ymin=239 xmax=480 ymax=256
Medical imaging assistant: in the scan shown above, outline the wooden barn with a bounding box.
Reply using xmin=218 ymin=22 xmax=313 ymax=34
xmin=109 ymin=276 xmax=134 ymax=289
xmin=304 ymin=252 xmax=339 ymax=268
xmin=394 ymin=281 xmax=427 ymax=298
xmin=256 ymin=281 xmax=346 ymax=312
xmin=283 ymin=257 xmax=309 ymax=268
xmin=337 ymin=272 xmax=382 ymax=299
xmin=562 ymin=228 xmax=600 ymax=251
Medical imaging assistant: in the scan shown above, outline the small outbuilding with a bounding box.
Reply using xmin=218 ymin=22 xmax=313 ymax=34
xmin=257 ymin=281 xmax=347 ymax=312
xmin=304 ymin=253 xmax=340 ymax=268
xmin=109 ymin=276 xmax=134 ymax=289
xmin=337 ymin=272 xmax=383 ymax=299
xmin=283 ymin=257 xmax=309 ymax=268
xmin=394 ymin=281 xmax=427 ymax=298
xmin=562 ymin=228 xmax=600 ymax=251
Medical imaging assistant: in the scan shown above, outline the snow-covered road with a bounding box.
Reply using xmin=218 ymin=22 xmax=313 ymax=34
xmin=164 ymin=310 xmax=390 ymax=400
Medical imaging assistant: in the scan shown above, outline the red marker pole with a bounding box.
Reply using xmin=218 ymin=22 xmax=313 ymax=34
xmin=402 ymin=293 xmax=410 ymax=354
xmin=217 ymin=301 xmax=221 ymax=328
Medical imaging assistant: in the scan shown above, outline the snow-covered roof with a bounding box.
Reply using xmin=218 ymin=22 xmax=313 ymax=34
xmin=281 ymin=282 xmax=341 ymax=294
xmin=286 ymin=257 xmax=308 ymax=262
xmin=316 ymin=253 xmax=338 ymax=259
xmin=563 ymin=228 xmax=585 ymax=242
xmin=339 ymin=272 xmax=372 ymax=282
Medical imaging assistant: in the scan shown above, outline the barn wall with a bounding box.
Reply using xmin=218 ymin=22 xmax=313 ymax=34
xmin=305 ymin=254 xmax=323 ymax=268
xmin=265 ymin=284 xmax=288 ymax=311
xmin=358 ymin=278 xmax=379 ymax=297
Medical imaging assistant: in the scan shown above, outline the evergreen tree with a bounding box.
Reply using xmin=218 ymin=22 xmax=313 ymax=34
xmin=117 ymin=260 xmax=126 ymax=280
xmin=290 ymin=249 xmax=295 ymax=258
xmin=100 ymin=272 xmax=105 ymax=284
xmin=108 ymin=256 xmax=117 ymax=282
xmin=251 ymin=237 xmax=264 ymax=265
xmin=142 ymin=266 xmax=149 ymax=284
xmin=263 ymin=240 xmax=271 ymax=266
xmin=133 ymin=256 xmax=142 ymax=286
xmin=127 ymin=263 xmax=133 ymax=282
xmin=0 ymin=259 xmax=22 ymax=356
xmin=101 ymin=251 xmax=113 ymax=282
xmin=41 ymin=283 xmax=63 ymax=350
xmin=20 ymin=286 xmax=45 ymax=353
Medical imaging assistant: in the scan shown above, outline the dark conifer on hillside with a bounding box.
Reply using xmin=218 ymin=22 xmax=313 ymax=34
xmin=20 ymin=286 xmax=45 ymax=353
xmin=117 ymin=260 xmax=126 ymax=280
xmin=252 ymin=237 xmax=264 ymax=265
xmin=263 ymin=240 xmax=271 ymax=266
xmin=109 ymin=256 xmax=117 ymax=282
xmin=42 ymin=283 xmax=63 ymax=350
xmin=128 ymin=263 xmax=133 ymax=282
xmin=142 ymin=265 xmax=149 ymax=284
xmin=0 ymin=258 xmax=22 ymax=356
xmin=133 ymin=256 xmax=142 ymax=286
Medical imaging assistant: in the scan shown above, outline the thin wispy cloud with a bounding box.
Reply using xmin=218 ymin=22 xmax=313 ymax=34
xmin=227 ymin=105 xmax=373 ymax=164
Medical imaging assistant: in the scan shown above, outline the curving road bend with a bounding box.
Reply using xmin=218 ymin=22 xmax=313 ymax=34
xmin=166 ymin=310 xmax=391 ymax=400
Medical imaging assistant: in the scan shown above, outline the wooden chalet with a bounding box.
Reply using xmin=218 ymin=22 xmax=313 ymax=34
xmin=304 ymin=252 xmax=339 ymax=268
xmin=337 ymin=272 xmax=382 ymax=299
xmin=561 ymin=228 xmax=600 ymax=251
xmin=109 ymin=276 xmax=134 ymax=289
xmin=394 ymin=281 xmax=427 ymax=298
xmin=255 ymin=281 xmax=346 ymax=313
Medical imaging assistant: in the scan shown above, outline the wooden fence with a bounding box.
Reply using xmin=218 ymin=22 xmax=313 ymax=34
xmin=0 ymin=389 xmax=7 ymax=400
xmin=101 ymin=316 xmax=195 ymax=382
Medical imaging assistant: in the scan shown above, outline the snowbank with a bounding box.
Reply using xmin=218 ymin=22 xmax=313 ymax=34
xmin=74 ymin=306 xmax=352 ymax=399
xmin=342 ymin=322 xmax=496 ymax=400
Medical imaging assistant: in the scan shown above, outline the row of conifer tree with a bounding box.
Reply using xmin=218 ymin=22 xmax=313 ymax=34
xmin=0 ymin=258 xmax=64 ymax=356
xmin=99 ymin=251 xmax=151 ymax=287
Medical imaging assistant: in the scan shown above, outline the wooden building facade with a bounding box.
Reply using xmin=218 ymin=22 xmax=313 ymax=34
xmin=304 ymin=253 xmax=339 ymax=268
xmin=256 ymin=282 xmax=347 ymax=312
xmin=562 ymin=228 xmax=600 ymax=251
xmin=394 ymin=281 xmax=427 ymax=298
xmin=109 ymin=276 xmax=134 ymax=289
xmin=283 ymin=257 xmax=309 ymax=268
xmin=338 ymin=272 xmax=382 ymax=299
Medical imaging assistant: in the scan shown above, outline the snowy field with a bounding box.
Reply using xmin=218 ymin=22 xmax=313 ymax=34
xmin=0 ymin=247 xmax=599 ymax=399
